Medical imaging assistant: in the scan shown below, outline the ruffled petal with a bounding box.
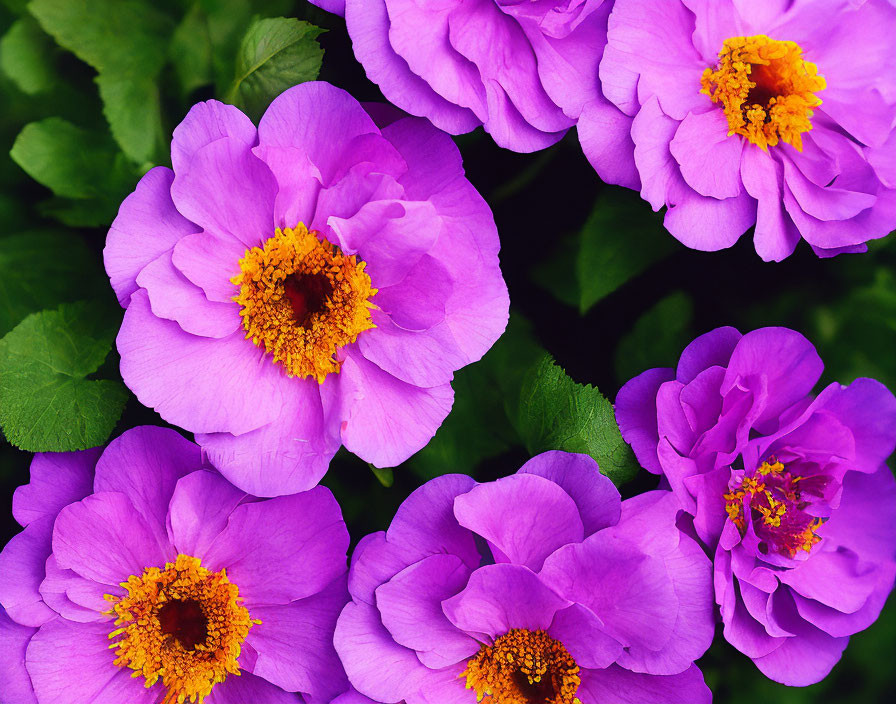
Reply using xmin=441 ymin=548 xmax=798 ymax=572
xmin=375 ymin=553 xmax=478 ymax=669
xmin=12 ymin=447 xmax=100 ymax=528
xmin=27 ymin=617 xmax=161 ymax=704
xmin=197 ymin=378 xmax=339 ymax=497
xmin=518 ymin=451 xmax=622 ymax=537
xmin=94 ymin=426 xmax=201 ymax=552
xmin=118 ymin=289 xmax=285 ymax=435
xmin=52 ymin=492 xmax=172 ymax=586
xmin=104 ymin=167 xmax=199 ymax=306
xmin=202 ymin=487 xmax=349 ymax=606
xmin=442 ymin=563 xmax=569 ymax=639
xmin=325 ymin=348 xmax=454 ymax=468
xmin=453 ymin=473 xmax=584 ymax=571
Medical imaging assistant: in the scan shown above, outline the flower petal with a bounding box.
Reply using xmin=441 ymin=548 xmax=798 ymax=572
xmin=118 ymin=289 xmax=284 ymax=435
xmin=12 ymin=447 xmax=100 ymax=528
xmin=517 ymin=450 xmax=622 ymax=537
xmin=203 ymin=487 xmax=349 ymax=606
xmin=442 ymin=563 xmax=569 ymax=639
xmin=104 ymin=167 xmax=199 ymax=306
xmin=27 ymin=617 xmax=161 ymax=704
xmin=453 ymin=473 xmax=584 ymax=572
xmin=375 ymin=553 xmax=478 ymax=669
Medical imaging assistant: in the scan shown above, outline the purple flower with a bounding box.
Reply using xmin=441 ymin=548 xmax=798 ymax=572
xmin=572 ymin=0 xmax=896 ymax=260
xmin=309 ymin=0 xmax=615 ymax=152
xmin=0 ymin=426 xmax=351 ymax=704
xmin=333 ymin=451 xmax=714 ymax=703
xmin=616 ymin=327 xmax=896 ymax=685
xmin=104 ymin=81 xmax=508 ymax=496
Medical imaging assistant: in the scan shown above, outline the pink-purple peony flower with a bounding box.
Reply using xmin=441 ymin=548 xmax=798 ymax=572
xmin=104 ymin=81 xmax=509 ymax=497
xmin=333 ymin=451 xmax=715 ymax=703
xmin=0 ymin=426 xmax=351 ymax=704
xmin=571 ymin=0 xmax=896 ymax=260
xmin=308 ymin=0 xmax=615 ymax=152
xmin=616 ymin=326 xmax=896 ymax=685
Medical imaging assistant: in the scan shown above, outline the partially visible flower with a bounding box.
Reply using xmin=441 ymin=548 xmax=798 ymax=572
xmin=334 ymin=451 xmax=714 ymax=703
xmin=0 ymin=426 xmax=351 ymax=704
xmin=616 ymin=326 xmax=896 ymax=685
xmin=572 ymin=0 xmax=896 ymax=260
xmin=309 ymin=0 xmax=615 ymax=152
xmin=104 ymin=81 xmax=508 ymax=496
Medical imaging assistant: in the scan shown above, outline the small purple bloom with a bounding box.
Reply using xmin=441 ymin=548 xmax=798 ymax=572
xmin=0 ymin=426 xmax=351 ymax=704
xmin=573 ymin=0 xmax=896 ymax=260
xmin=616 ymin=326 xmax=896 ymax=685
xmin=104 ymin=81 xmax=509 ymax=496
xmin=309 ymin=0 xmax=614 ymax=152
xmin=334 ymin=451 xmax=714 ymax=703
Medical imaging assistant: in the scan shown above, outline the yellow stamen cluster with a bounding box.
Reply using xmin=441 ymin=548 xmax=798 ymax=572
xmin=106 ymin=554 xmax=258 ymax=704
xmin=462 ymin=629 xmax=581 ymax=704
xmin=231 ymin=223 xmax=377 ymax=382
xmin=701 ymin=35 xmax=826 ymax=151
xmin=724 ymin=460 xmax=822 ymax=557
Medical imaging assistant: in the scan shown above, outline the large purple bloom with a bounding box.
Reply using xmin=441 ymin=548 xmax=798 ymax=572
xmin=308 ymin=0 xmax=614 ymax=152
xmin=104 ymin=81 xmax=508 ymax=497
xmin=616 ymin=327 xmax=896 ymax=685
xmin=571 ymin=0 xmax=896 ymax=260
xmin=0 ymin=426 xmax=350 ymax=704
xmin=333 ymin=451 xmax=714 ymax=703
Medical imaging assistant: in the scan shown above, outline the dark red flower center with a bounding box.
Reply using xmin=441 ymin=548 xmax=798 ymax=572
xmin=283 ymin=271 xmax=334 ymax=326
xmin=158 ymin=598 xmax=209 ymax=651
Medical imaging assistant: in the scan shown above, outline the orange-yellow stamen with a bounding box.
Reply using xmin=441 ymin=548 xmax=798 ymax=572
xmin=231 ymin=223 xmax=377 ymax=382
xmin=701 ymin=35 xmax=826 ymax=151
xmin=462 ymin=629 xmax=581 ymax=704
xmin=106 ymin=554 xmax=258 ymax=704
xmin=725 ymin=460 xmax=823 ymax=557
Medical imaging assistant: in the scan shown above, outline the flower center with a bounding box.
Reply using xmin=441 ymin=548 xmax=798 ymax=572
xmin=462 ymin=629 xmax=581 ymax=704
xmin=701 ymin=35 xmax=826 ymax=151
xmin=231 ymin=223 xmax=377 ymax=382
xmin=724 ymin=460 xmax=824 ymax=558
xmin=106 ymin=554 xmax=259 ymax=704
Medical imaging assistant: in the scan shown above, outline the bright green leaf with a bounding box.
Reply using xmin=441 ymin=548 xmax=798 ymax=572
xmin=227 ymin=17 xmax=324 ymax=121
xmin=96 ymin=73 xmax=165 ymax=166
xmin=517 ymin=355 xmax=640 ymax=486
xmin=0 ymin=17 xmax=56 ymax=95
xmin=9 ymin=118 xmax=141 ymax=225
xmin=0 ymin=230 xmax=104 ymax=336
xmin=0 ymin=302 xmax=128 ymax=451
xmin=28 ymin=0 xmax=171 ymax=74
xmin=28 ymin=0 xmax=173 ymax=162
xmin=615 ymin=291 xmax=694 ymax=384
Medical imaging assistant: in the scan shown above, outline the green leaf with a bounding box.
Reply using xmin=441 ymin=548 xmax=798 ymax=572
xmin=9 ymin=118 xmax=141 ymax=225
xmin=577 ymin=189 xmax=677 ymax=313
xmin=170 ymin=0 xmax=253 ymax=96
xmin=96 ymin=73 xmax=165 ymax=166
xmin=517 ymin=355 xmax=640 ymax=486
xmin=28 ymin=0 xmax=173 ymax=162
xmin=0 ymin=302 xmax=128 ymax=451
xmin=615 ymin=291 xmax=695 ymax=384
xmin=536 ymin=188 xmax=677 ymax=313
xmin=369 ymin=465 xmax=394 ymax=488
xmin=227 ymin=17 xmax=324 ymax=121
xmin=0 ymin=17 xmax=56 ymax=95
xmin=0 ymin=230 xmax=104 ymax=336
xmin=408 ymin=313 xmax=543 ymax=480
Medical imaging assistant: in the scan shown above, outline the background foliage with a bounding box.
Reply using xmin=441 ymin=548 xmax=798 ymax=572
xmin=0 ymin=1 xmax=893 ymax=702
